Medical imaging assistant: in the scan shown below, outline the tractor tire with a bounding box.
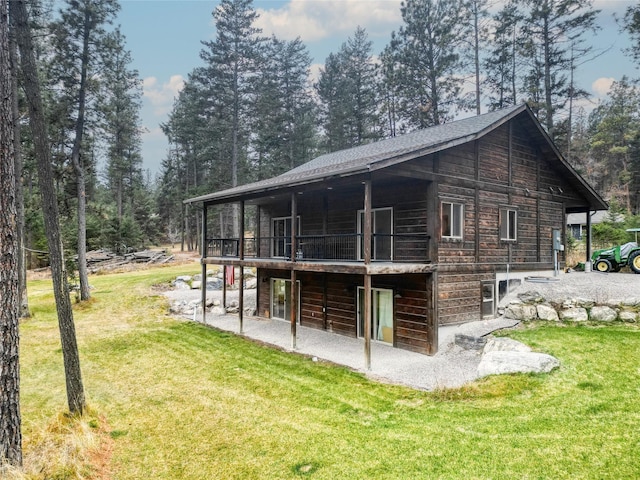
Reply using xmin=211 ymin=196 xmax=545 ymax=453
xmin=594 ymin=259 xmax=612 ymax=273
xmin=629 ymin=251 xmax=640 ymax=274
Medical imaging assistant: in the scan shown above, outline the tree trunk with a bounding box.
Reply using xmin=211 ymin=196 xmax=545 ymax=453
xmin=70 ymin=7 xmax=92 ymax=301
xmin=9 ymin=7 xmax=29 ymax=318
xmin=1 ymin=0 xmax=22 ymax=465
xmin=13 ymin=0 xmax=86 ymax=415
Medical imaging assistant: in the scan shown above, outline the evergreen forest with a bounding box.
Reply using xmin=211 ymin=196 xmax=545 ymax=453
xmin=10 ymin=0 xmax=640 ymax=269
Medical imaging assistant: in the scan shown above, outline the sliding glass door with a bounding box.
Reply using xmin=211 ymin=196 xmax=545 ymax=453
xmin=271 ymin=278 xmax=300 ymax=322
xmin=357 ymin=287 xmax=393 ymax=344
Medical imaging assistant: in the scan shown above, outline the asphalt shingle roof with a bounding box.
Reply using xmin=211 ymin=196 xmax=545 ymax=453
xmin=185 ymin=104 xmax=606 ymax=210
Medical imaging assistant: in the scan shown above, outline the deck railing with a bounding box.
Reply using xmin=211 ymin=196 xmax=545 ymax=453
xmin=206 ymin=233 xmax=430 ymax=263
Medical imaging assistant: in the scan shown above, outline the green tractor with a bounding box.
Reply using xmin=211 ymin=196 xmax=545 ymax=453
xmin=592 ymin=241 xmax=640 ymax=273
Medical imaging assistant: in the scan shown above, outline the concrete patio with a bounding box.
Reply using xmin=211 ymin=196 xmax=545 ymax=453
xmin=187 ymin=307 xmax=519 ymax=391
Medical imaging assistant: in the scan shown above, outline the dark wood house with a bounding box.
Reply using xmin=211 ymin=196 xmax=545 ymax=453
xmin=185 ymin=104 xmax=607 ymax=361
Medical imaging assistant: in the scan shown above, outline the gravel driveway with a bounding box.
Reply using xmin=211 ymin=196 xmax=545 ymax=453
xmin=503 ymin=270 xmax=640 ymax=306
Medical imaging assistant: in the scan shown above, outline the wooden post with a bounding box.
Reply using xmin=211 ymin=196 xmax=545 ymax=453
xmin=290 ymin=193 xmax=298 ymax=349
xmin=222 ymin=266 xmax=227 ymax=309
xmin=239 ymin=201 xmax=245 ymax=333
xmin=586 ymin=211 xmax=592 ymax=270
xmin=363 ymin=179 xmax=372 ymax=369
xmin=255 ymin=205 xmax=261 ymax=258
xmin=201 ymin=204 xmax=207 ymax=324
xmin=427 ymin=272 xmax=438 ymax=355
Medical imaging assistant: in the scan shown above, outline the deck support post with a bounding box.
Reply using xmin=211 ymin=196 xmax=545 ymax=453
xmin=201 ymin=204 xmax=207 ymax=324
xmin=239 ymin=200 xmax=245 ymax=333
xmin=586 ymin=211 xmax=592 ymax=272
xmin=363 ymin=179 xmax=372 ymax=370
xmin=222 ymin=266 xmax=227 ymax=308
xmin=290 ymin=193 xmax=298 ymax=349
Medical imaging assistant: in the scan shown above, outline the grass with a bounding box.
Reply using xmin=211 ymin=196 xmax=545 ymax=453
xmin=16 ymin=263 xmax=640 ymax=479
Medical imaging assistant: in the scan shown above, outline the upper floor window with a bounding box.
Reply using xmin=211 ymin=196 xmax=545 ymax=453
xmin=500 ymin=207 xmax=517 ymax=241
xmin=441 ymin=201 xmax=463 ymax=239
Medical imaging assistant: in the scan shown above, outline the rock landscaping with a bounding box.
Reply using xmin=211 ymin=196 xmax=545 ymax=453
xmin=167 ymin=268 xmax=257 ymax=317
xmin=503 ymin=290 xmax=639 ymax=323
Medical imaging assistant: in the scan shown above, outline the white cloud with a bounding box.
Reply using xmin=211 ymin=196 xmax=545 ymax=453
xmin=255 ymin=0 xmax=402 ymax=42
xmin=592 ymin=77 xmax=615 ymax=97
xmin=143 ymin=75 xmax=185 ymax=116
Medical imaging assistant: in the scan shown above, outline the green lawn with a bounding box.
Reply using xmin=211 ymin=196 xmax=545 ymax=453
xmin=18 ymin=264 xmax=640 ymax=479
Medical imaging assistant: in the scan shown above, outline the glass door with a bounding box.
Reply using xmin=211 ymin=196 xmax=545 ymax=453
xmin=272 ymin=216 xmax=301 ymax=258
xmin=271 ymin=279 xmax=300 ymax=322
xmin=357 ymin=287 xmax=394 ymax=344
xmin=358 ymin=208 xmax=393 ymax=261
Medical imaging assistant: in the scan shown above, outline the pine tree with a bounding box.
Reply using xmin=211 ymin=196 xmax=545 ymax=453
xmin=484 ymin=1 xmax=522 ymax=111
xmin=316 ymin=52 xmax=350 ymax=151
xmin=387 ymin=0 xmax=468 ymax=129
xmin=1 ymin=0 xmax=22 ymax=465
xmin=464 ymin=0 xmax=490 ymax=115
xmin=521 ymin=0 xmax=599 ymax=139
xmin=316 ymin=27 xmax=382 ymax=151
xmin=199 ymin=0 xmax=264 ymax=237
xmin=50 ymin=0 xmax=120 ymax=300
xmin=253 ymin=36 xmax=316 ymax=178
xmin=13 ymin=0 xmax=86 ymax=416
xmin=622 ymin=3 xmax=640 ymax=67
xmin=99 ymin=28 xmax=143 ymax=226
xmin=589 ymin=77 xmax=640 ymax=214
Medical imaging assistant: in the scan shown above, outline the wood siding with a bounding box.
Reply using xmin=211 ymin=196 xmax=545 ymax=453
xmin=246 ymin=117 xmax=596 ymax=346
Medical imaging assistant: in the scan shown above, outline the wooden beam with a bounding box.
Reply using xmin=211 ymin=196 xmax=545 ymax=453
xmin=291 ymin=270 xmax=297 ymax=349
xmin=222 ymin=266 xmax=227 ymax=308
xmin=384 ymin=164 xmax=436 ymax=181
xmin=291 ymin=193 xmax=298 ymax=349
xmin=239 ymin=200 xmax=245 ymax=334
xmin=363 ymin=179 xmax=372 ymax=369
xmin=201 ymin=204 xmax=207 ymax=324
xmin=364 ymin=273 xmax=372 ymax=369
xmin=427 ymin=272 xmax=438 ymax=355
xmin=586 ymin=211 xmax=592 ymax=268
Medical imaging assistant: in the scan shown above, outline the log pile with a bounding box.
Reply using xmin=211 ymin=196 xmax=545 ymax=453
xmin=86 ymin=249 xmax=174 ymax=272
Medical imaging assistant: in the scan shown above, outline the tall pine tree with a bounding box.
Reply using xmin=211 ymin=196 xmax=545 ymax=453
xmin=385 ymin=0 xmax=468 ymax=129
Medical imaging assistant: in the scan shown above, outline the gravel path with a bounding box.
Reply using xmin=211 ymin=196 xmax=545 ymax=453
xmin=502 ymin=271 xmax=640 ymax=306
xmin=165 ymin=270 xmax=640 ymax=390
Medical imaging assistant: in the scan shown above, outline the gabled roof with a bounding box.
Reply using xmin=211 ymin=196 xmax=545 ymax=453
xmin=185 ymin=103 xmax=607 ymax=211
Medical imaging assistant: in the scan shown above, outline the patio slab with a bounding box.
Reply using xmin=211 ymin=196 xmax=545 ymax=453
xmin=189 ymin=309 xmax=518 ymax=391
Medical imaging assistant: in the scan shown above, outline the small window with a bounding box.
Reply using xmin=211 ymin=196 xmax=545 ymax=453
xmin=500 ymin=207 xmax=517 ymax=241
xmin=482 ymin=282 xmax=495 ymax=318
xmin=441 ymin=202 xmax=463 ymax=239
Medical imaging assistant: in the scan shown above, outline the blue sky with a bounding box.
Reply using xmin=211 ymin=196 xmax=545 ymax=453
xmin=115 ymin=0 xmax=638 ymax=177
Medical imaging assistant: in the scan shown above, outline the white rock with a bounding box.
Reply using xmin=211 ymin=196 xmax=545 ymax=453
xmin=477 ymin=351 xmax=560 ymax=377
xmin=589 ymin=305 xmax=617 ymax=322
xmin=505 ymin=303 xmax=538 ymax=321
xmin=176 ymin=275 xmax=192 ymax=282
xmin=619 ymin=310 xmax=638 ymax=323
xmin=537 ymin=304 xmax=560 ymax=321
xmin=173 ymin=280 xmax=191 ymax=290
xmin=483 ymin=337 xmax=531 ymax=354
xmin=560 ymin=307 xmax=588 ymax=322
xmin=191 ymin=280 xmax=202 ymax=290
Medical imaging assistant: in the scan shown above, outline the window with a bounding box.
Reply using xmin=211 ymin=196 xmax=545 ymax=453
xmin=500 ymin=207 xmax=517 ymax=241
xmin=481 ymin=282 xmax=495 ymax=318
xmin=441 ymin=201 xmax=463 ymax=239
